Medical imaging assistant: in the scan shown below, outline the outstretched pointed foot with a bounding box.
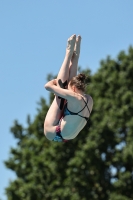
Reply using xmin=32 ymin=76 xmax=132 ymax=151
xmin=66 ymin=34 xmax=76 ymax=55
xmin=73 ymin=35 xmax=81 ymax=57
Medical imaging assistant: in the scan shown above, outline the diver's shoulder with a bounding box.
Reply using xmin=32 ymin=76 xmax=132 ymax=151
xmin=86 ymin=94 xmax=93 ymax=102
xmin=86 ymin=94 xmax=93 ymax=110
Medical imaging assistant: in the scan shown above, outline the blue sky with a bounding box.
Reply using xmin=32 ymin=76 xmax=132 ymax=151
xmin=0 ymin=0 xmax=133 ymax=199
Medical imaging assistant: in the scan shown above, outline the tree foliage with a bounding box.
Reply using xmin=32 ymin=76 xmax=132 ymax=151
xmin=4 ymin=47 xmax=133 ymax=200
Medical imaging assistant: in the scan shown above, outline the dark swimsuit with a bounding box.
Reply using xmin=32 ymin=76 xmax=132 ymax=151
xmin=53 ymin=96 xmax=91 ymax=142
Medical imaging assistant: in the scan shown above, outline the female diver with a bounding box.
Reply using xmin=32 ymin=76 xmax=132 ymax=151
xmin=44 ymin=34 xmax=93 ymax=142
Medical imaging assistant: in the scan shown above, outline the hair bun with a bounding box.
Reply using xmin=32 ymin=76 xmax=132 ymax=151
xmin=77 ymin=73 xmax=86 ymax=82
xmin=70 ymin=73 xmax=89 ymax=92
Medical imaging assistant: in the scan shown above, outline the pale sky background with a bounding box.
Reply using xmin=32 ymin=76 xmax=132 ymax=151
xmin=0 ymin=1 xmax=133 ymax=199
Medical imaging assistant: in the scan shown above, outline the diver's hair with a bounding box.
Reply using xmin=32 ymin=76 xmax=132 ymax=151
xmin=69 ymin=73 xmax=89 ymax=92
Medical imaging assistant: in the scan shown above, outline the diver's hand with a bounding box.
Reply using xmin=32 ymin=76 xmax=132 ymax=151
xmin=53 ymin=79 xmax=57 ymax=86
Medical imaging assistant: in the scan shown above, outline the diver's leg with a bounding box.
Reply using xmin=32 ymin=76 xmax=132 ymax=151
xmin=57 ymin=34 xmax=76 ymax=86
xmin=44 ymin=95 xmax=63 ymax=140
xmin=56 ymin=34 xmax=76 ymax=110
xmin=68 ymin=35 xmax=81 ymax=82
xmin=44 ymin=35 xmax=76 ymax=140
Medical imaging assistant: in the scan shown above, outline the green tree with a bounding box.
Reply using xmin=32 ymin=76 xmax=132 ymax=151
xmin=4 ymin=47 xmax=133 ymax=200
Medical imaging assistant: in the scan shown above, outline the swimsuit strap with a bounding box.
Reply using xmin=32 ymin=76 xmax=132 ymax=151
xmin=77 ymin=96 xmax=90 ymax=114
xmin=77 ymin=114 xmax=89 ymax=121
xmin=66 ymin=96 xmax=91 ymax=115
xmin=80 ymin=96 xmax=91 ymax=115
xmin=77 ymin=97 xmax=91 ymax=121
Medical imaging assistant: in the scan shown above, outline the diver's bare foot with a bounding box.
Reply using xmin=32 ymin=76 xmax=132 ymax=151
xmin=73 ymin=35 xmax=81 ymax=57
xmin=66 ymin=34 xmax=76 ymax=56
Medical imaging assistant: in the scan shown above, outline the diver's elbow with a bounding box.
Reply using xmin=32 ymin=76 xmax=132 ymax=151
xmin=44 ymin=83 xmax=49 ymax=90
xmin=44 ymin=83 xmax=52 ymax=92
